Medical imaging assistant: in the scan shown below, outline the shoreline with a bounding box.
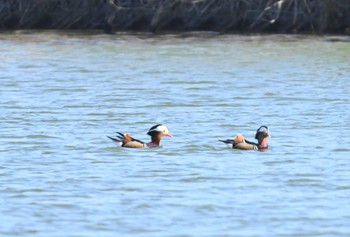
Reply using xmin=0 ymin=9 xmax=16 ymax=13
xmin=2 ymin=29 xmax=350 ymax=43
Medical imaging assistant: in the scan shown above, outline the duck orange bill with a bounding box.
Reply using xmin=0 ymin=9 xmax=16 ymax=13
xmin=166 ymin=133 xmax=173 ymax=137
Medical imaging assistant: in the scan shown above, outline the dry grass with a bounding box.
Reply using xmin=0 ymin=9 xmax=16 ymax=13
xmin=0 ymin=0 xmax=349 ymax=33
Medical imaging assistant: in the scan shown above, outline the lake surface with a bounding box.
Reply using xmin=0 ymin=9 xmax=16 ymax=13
xmin=1 ymin=31 xmax=350 ymax=237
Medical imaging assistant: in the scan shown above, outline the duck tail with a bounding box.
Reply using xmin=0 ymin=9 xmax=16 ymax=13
xmin=107 ymin=136 xmax=122 ymax=143
xmin=107 ymin=132 xmax=125 ymax=142
xmin=219 ymin=139 xmax=234 ymax=145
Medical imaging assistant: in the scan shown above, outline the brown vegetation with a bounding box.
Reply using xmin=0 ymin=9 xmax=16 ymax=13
xmin=0 ymin=0 xmax=349 ymax=34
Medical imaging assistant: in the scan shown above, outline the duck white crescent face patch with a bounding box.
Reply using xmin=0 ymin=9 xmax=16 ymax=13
xmin=149 ymin=125 xmax=169 ymax=134
xmin=159 ymin=125 xmax=169 ymax=134
xmin=258 ymin=127 xmax=268 ymax=133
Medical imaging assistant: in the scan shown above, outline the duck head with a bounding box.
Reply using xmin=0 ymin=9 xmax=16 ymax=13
xmin=255 ymin=126 xmax=270 ymax=149
xmin=146 ymin=124 xmax=172 ymax=147
xmin=147 ymin=124 xmax=173 ymax=137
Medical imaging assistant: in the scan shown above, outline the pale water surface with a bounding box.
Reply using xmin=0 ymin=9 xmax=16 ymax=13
xmin=1 ymin=31 xmax=350 ymax=236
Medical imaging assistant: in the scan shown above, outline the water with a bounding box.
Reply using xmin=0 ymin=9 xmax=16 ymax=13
xmin=1 ymin=31 xmax=350 ymax=236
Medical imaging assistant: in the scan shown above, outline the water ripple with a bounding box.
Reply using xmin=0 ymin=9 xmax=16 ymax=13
xmin=1 ymin=32 xmax=350 ymax=237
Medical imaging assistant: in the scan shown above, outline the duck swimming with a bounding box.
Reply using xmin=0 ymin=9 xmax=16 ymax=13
xmin=107 ymin=124 xmax=172 ymax=148
xmin=219 ymin=126 xmax=270 ymax=151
